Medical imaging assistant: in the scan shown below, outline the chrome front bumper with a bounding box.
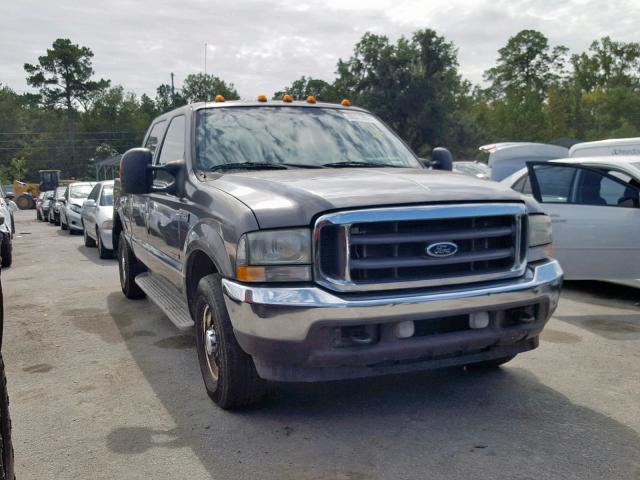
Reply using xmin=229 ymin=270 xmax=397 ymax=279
xmin=222 ymin=259 xmax=563 ymax=342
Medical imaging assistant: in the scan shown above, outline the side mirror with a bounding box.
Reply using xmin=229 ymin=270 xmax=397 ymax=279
xmin=83 ymin=199 xmax=96 ymax=208
xmin=47 ymin=196 xmax=55 ymax=201
xmin=431 ymin=147 xmax=454 ymax=171
xmin=148 ymin=159 xmax=186 ymax=196
xmin=121 ymin=148 xmax=153 ymax=194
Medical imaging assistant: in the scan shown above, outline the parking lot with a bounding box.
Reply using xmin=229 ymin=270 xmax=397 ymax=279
xmin=2 ymin=209 xmax=639 ymax=479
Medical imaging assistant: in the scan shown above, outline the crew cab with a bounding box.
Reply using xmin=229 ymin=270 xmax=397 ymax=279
xmin=114 ymin=99 xmax=563 ymax=409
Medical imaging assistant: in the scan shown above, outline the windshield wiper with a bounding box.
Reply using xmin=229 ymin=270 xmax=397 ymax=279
xmin=209 ymin=162 xmax=289 ymax=171
xmin=322 ymin=161 xmax=395 ymax=168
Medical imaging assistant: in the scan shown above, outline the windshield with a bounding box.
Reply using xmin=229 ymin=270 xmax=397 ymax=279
xmin=195 ymin=107 xmax=420 ymax=170
xmin=100 ymin=185 xmax=114 ymax=206
xmin=69 ymin=184 xmax=94 ymax=199
xmin=55 ymin=187 xmax=67 ymax=198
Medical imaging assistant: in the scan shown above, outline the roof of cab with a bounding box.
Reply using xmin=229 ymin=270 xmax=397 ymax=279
xmin=155 ymin=100 xmax=367 ymax=120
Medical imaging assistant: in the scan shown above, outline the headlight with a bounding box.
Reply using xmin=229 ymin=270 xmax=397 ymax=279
xmin=528 ymin=214 xmax=553 ymax=262
xmin=70 ymin=204 xmax=82 ymax=213
xmin=528 ymin=214 xmax=552 ymax=247
xmin=101 ymin=220 xmax=113 ymax=230
xmin=236 ymin=229 xmax=311 ymax=282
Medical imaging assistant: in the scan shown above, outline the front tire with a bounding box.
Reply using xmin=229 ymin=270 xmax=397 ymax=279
xmin=96 ymin=227 xmax=112 ymax=259
xmin=0 ymin=235 xmax=11 ymax=269
xmin=0 ymin=353 xmax=15 ymax=480
xmin=60 ymin=216 xmax=68 ymax=230
xmin=117 ymin=232 xmax=145 ymax=299
xmin=194 ymin=274 xmax=266 ymax=409
xmin=83 ymin=224 xmax=96 ymax=247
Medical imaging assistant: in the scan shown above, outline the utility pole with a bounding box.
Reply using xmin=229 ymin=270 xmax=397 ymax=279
xmin=170 ymin=72 xmax=175 ymax=102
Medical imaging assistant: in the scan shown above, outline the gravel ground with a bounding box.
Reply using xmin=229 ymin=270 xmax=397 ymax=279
xmin=3 ymin=210 xmax=639 ymax=479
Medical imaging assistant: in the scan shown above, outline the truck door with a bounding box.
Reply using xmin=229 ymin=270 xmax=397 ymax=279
xmin=527 ymin=162 xmax=640 ymax=280
xmin=128 ymin=120 xmax=166 ymax=255
xmin=147 ymin=114 xmax=186 ymax=287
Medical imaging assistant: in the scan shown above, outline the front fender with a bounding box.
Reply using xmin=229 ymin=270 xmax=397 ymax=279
xmin=182 ymin=219 xmax=234 ymax=281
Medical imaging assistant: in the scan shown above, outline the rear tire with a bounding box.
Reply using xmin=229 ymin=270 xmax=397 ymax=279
xmin=194 ymin=274 xmax=266 ymax=409
xmin=96 ymin=227 xmax=112 ymax=259
xmin=465 ymin=355 xmax=516 ymax=370
xmin=36 ymin=210 xmax=42 ymax=221
xmin=83 ymin=224 xmax=96 ymax=247
xmin=117 ymin=232 xmax=145 ymax=299
xmin=0 ymin=235 xmax=12 ymax=269
xmin=15 ymin=193 xmax=34 ymax=210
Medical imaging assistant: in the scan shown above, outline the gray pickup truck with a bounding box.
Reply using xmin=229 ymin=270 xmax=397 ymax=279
xmin=114 ymin=99 xmax=563 ymax=409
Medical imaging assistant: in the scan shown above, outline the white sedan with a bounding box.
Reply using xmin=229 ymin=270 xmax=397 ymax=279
xmin=502 ymin=156 xmax=640 ymax=287
xmin=81 ymin=180 xmax=115 ymax=259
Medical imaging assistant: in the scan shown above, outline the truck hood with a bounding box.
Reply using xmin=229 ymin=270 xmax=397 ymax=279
xmin=207 ymin=168 xmax=530 ymax=229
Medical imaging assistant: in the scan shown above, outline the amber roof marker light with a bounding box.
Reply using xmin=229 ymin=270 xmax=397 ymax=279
xmin=282 ymin=94 xmax=293 ymax=103
xmin=257 ymin=95 xmax=268 ymax=102
xmin=340 ymin=98 xmax=352 ymax=106
xmin=306 ymin=95 xmax=317 ymax=104
xmin=214 ymin=95 xmax=225 ymax=102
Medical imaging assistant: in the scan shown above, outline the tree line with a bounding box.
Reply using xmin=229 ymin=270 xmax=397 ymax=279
xmin=1 ymin=29 xmax=639 ymax=182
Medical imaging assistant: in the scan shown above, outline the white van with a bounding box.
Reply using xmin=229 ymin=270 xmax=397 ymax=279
xmin=569 ymin=137 xmax=640 ymax=158
xmin=480 ymin=142 xmax=569 ymax=181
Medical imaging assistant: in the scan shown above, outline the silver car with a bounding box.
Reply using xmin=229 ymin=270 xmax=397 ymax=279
xmin=60 ymin=182 xmax=96 ymax=233
xmin=81 ymin=180 xmax=114 ymax=258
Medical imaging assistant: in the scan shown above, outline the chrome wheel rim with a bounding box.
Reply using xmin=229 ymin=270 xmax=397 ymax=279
xmin=202 ymin=304 xmax=219 ymax=380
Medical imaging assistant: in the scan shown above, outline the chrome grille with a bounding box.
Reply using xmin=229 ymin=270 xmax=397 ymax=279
xmin=314 ymin=203 xmax=527 ymax=292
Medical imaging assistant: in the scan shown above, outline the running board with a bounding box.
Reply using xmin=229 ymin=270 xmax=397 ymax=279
xmin=134 ymin=272 xmax=194 ymax=330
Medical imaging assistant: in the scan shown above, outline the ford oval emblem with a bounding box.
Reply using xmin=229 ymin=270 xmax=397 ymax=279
xmin=426 ymin=242 xmax=458 ymax=258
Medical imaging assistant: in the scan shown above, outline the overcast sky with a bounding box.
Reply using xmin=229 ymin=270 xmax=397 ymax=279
xmin=2 ymin=0 xmax=639 ymax=99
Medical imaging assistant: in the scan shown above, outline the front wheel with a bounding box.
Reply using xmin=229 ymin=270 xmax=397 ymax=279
xmin=96 ymin=227 xmax=112 ymax=259
xmin=83 ymin=224 xmax=96 ymax=247
xmin=117 ymin=232 xmax=145 ymax=299
xmin=0 ymin=234 xmax=12 ymax=268
xmin=194 ymin=274 xmax=266 ymax=409
xmin=60 ymin=215 xmax=68 ymax=231
xmin=0 ymin=353 xmax=15 ymax=480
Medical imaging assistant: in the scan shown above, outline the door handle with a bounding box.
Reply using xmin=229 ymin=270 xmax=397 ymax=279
xmin=549 ymin=214 xmax=567 ymax=223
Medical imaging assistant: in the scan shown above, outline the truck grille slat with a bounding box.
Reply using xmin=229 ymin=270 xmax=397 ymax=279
xmin=314 ymin=203 xmax=527 ymax=292
xmin=351 ymin=248 xmax=514 ymax=269
xmin=349 ymin=226 xmax=514 ymax=245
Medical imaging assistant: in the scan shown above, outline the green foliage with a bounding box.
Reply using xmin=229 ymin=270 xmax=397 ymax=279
xmin=24 ymin=38 xmax=110 ymax=114
xmin=0 ymin=157 xmax=28 ymax=183
xmin=333 ymin=29 xmax=473 ymax=156
xmin=273 ymin=76 xmax=340 ymax=102
xmin=181 ymin=73 xmax=240 ymax=103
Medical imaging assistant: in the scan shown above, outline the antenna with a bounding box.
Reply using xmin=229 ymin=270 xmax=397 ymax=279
xmin=203 ymin=43 xmax=208 ymax=174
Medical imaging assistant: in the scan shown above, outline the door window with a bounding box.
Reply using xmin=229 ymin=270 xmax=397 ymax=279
xmin=144 ymin=121 xmax=166 ymax=154
xmin=528 ymin=164 xmax=575 ymax=203
xmin=88 ymin=184 xmax=101 ymax=201
xmin=155 ymin=115 xmax=185 ymax=185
